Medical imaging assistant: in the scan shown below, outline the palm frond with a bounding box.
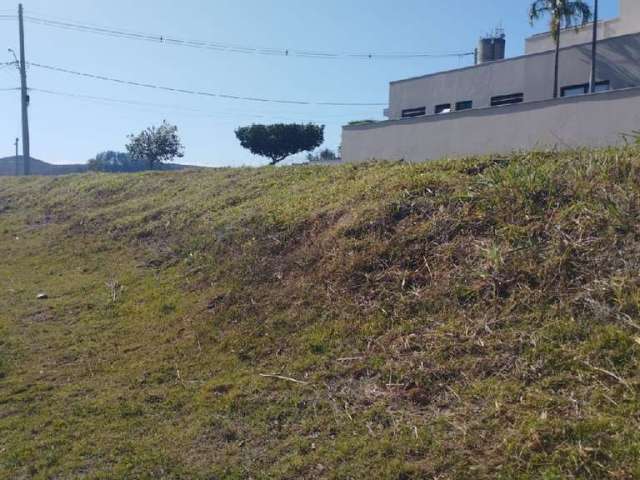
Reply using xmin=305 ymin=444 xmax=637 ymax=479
xmin=529 ymin=0 xmax=592 ymax=37
xmin=529 ymin=0 xmax=551 ymax=25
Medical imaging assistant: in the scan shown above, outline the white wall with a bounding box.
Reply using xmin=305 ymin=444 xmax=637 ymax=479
xmin=388 ymin=32 xmax=640 ymax=120
xmin=342 ymin=87 xmax=640 ymax=163
xmin=621 ymin=0 xmax=640 ymax=19
xmin=388 ymin=56 xmax=528 ymax=117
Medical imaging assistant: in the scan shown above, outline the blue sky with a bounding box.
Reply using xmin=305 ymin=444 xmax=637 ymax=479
xmin=0 ymin=0 xmax=618 ymax=167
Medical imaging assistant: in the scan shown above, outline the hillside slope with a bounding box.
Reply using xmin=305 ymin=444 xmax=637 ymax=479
xmin=1 ymin=149 xmax=639 ymax=479
xmin=0 ymin=157 xmax=89 ymax=176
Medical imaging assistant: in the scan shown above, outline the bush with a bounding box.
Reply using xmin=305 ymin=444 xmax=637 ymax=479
xmin=306 ymin=148 xmax=340 ymax=163
xmin=88 ymin=151 xmax=147 ymax=173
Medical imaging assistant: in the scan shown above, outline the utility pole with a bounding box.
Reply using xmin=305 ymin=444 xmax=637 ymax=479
xmin=589 ymin=0 xmax=599 ymax=93
xmin=18 ymin=4 xmax=30 ymax=175
xmin=14 ymin=137 xmax=19 ymax=176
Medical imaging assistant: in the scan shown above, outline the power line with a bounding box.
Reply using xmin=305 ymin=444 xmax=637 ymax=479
xmin=28 ymin=62 xmax=387 ymax=106
xmin=30 ymin=87 xmax=256 ymax=113
xmin=0 ymin=87 xmax=20 ymax=91
xmin=30 ymin=87 xmax=375 ymax=117
xmin=29 ymin=87 xmax=371 ymax=124
xmin=22 ymin=12 xmax=475 ymax=61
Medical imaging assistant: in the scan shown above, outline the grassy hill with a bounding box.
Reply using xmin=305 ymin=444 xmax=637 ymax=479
xmin=0 ymin=157 xmax=89 ymax=176
xmin=0 ymin=157 xmax=201 ymax=177
xmin=1 ymin=149 xmax=639 ymax=479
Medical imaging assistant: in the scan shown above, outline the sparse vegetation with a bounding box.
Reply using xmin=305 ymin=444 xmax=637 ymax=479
xmin=348 ymin=119 xmax=378 ymax=126
xmin=623 ymin=130 xmax=640 ymax=145
xmin=1 ymin=147 xmax=640 ymax=479
xmin=88 ymin=151 xmax=145 ymax=173
xmin=306 ymin=148 xmax=339 ymax=163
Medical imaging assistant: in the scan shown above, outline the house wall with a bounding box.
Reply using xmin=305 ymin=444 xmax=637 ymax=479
xmin=525 ymin=0 xmax=640 ymax=54
xmin=387 ymin=32 xmax=640 ymax=120
xmin=343 ymin=87 xmax=640 ymax=163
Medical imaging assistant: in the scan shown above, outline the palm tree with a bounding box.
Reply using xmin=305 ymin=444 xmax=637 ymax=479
xmin=589 ymin=0 xmax=599 ymax=93
xmin=529 ymin=0 xmax=592 ymax=99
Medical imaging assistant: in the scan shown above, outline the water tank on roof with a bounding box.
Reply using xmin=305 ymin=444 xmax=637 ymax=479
xmin=477 ymin=30 xmax=506 ymax=64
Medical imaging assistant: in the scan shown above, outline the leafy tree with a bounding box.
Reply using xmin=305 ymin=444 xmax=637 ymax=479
xmin=126 ymin=121 xmax=185 ymax=170
xmin=529 ymin=0 xmax=592 ymax=98
xmin=235 ymin=123 xmax=324 ymax=165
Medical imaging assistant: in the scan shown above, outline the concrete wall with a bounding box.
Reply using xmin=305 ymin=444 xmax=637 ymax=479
xmin=526 ymin=20 xmax=619 ymax=55
xmin=388 ymin=31 xmax=640 ymax=120
xmin=526 ymin=0 xmax=640 ymax=54
xmin=343 ymin=87 xmax=640 ymax=163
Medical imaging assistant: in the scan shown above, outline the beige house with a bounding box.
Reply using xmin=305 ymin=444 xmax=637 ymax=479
xmin=342 ymin=0 xmax=640 ymax=163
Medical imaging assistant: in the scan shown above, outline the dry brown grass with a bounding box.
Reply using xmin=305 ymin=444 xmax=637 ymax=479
xmin=0 ymin=148 xmax=639 ymax=479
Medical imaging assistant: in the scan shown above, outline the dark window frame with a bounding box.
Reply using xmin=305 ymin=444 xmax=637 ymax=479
xmin=561 ymin=80 xmax=610 ymax=97
xmin=401 ymin=107 xmax=426 ymax=118
xmin=435 ymin=103 xmax=452 ymax=114
xmin=561 ymin=83 xmax=589 ymax=97
xmin=455 ymin=100 xmax=473 ymax=111
xmin=491 ymin=93 xmax=524 ymax=107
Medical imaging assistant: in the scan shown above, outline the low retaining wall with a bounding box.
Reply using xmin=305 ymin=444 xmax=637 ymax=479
xmin=342 ymin=87 xmax=640 ymax=163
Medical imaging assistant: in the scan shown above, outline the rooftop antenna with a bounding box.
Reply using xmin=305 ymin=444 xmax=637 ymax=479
xmin=478 ymin=23 xmax=507 ymax=64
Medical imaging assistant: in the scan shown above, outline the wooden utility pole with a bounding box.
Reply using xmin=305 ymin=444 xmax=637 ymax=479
xmin=18 ymin=4 xmax=30 ymax=175
xmin=589 ymin=0 xmax=599 ymax=93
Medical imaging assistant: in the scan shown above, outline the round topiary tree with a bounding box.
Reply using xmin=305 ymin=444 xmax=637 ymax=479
xmin=235 ymin=123 xmax=325 ymax=165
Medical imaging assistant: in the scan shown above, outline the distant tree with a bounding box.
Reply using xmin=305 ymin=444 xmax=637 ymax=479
xmin=126 ymin=121 xmax=185 ymax=170
xmin=235 ymin=123 xmax=324 ymax=165
xmin=88 ymin=151 xmax=147 ymax=173
xmin=347 ymin=120 xmax=377 ymax=126
xmin=529 ymin=0 xmax=592 ymax=98
xmin=306 ymin=148 xmax=339 ymax=163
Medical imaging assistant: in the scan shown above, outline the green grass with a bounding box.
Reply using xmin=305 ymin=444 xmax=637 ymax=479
xmin=1 ymin=148 xmax=639 ymax=479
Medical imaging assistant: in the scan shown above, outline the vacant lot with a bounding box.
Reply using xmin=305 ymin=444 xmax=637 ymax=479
xmin=1 ymin=149 xmax=639 ymax=479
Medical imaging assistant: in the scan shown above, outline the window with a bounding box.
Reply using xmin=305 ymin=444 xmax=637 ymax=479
xmin=562 ymin=84 xmax=588 ymax=97
xmin=401 ymin=107 xmax=426 ymax=118
xmin=561 ymin=81 xmax=610 ymax=97
xmin=435 ymin=103 xmax=452 ymax=114
xmin=455 ymin=100 xmax=473 ymax=111
xmin=491 ymin=93 xmax=524 ymax=107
